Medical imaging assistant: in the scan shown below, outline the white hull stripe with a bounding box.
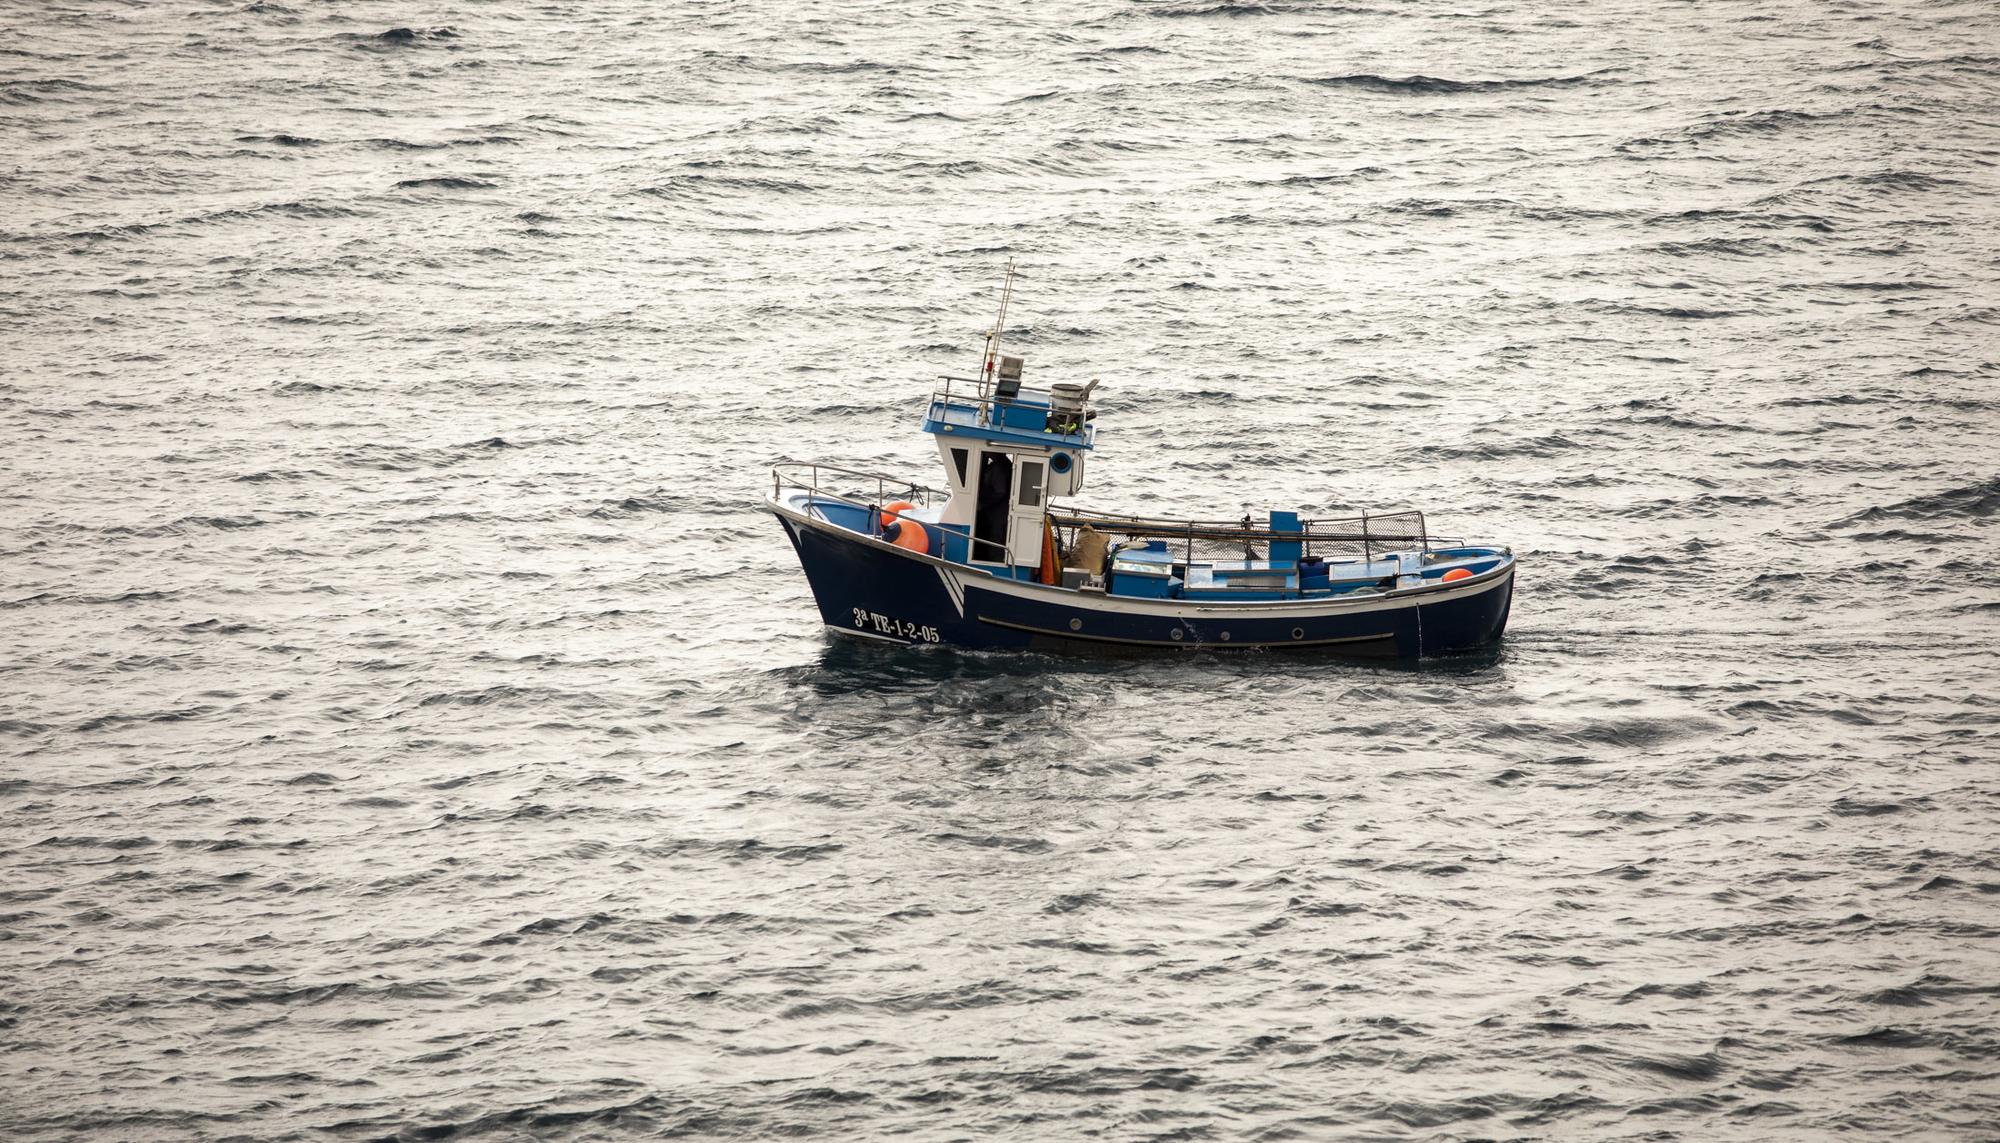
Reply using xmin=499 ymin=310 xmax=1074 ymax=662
xmin=961 ymin=564 xmax=1512 ymax=619
xmin=936 ymin=566 xmax=967 ymax=617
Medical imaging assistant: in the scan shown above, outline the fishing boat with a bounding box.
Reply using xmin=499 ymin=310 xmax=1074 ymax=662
xmin=766 ymin=268 xmax=1515 ymax=656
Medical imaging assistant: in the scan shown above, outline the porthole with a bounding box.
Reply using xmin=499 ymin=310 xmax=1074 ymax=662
xmin=1170 ymin=629 xmax=1184 ymax=641
xmin=1220 ymin=631 xmax=1231 ymax=642
xmin=1291 ymin=627 xmax=1305 ymax=641
xmin=1049 ymin=452 xmax=1073 ymax=474
xmin=1068 ymin=617 xmax=1082 ymax=631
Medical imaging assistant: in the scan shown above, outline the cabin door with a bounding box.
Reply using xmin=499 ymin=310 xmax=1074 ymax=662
xmin=972 ymin=452 xmax=1013 ymax=565
xmin=1008 ymin=457 xmax=1048 ymax=568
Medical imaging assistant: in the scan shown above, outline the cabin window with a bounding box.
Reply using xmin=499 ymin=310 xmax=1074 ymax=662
xmin=1018 ymin=460 xmax=1045 ymax=507
xmin=951 ymin=448 xmax=969 ymax=486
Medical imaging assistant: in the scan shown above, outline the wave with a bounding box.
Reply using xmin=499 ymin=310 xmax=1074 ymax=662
xmin=15 ymin=199 xmax=364 ymax=244
xmin=1686 ymin=107 xmax=1839 ymax=139
xmin=1417 ymin=434 xmax=1583 ymax=461
xmin=1641 ymin=236 xmax=1790 ymax=258
xmin=1307 ymin=69 xmax=1615 ymax=94
xmin=0 ymin=77 xmax=107 ymax=105
xmin=234 ymin=133 xmax=321 ymax=147
xmin=1144 ymin=3 xmax=1290 ymax=16
xmin=1833 ymin=476 xmax=2000 ymax=525
xmin=1833 ymin=1027 xmax=1931 ymax=1049
xmin=1143 ymin=1 xmax=1387 ymax=16
xmin=1642 ymin=206 xmax=1838 ymax=233
xmin=393 ymin=176 xmax=495 ymax=190
xmin=338 ymin=26 xmax=458 ymax=48
xmin=584 ymin=494 xmax=695 ymax=518
xmin=1590 ymin=302 xmax=1755 ymax=320
xmin=1805 ymin=169 xmax=1964 ymax=193
xmin=634 ymin=174 xmax=818 ymax=198
xmin=365 ymin=134 xmax=522 ymax=150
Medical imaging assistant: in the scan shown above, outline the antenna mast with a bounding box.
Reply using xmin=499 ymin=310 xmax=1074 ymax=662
xmin=981 ymin=259 xmax=1017 ymax=399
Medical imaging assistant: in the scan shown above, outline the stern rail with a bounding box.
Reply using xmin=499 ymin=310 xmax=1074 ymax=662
xmin=1049 ymin=506 xmax=1433 ymax=565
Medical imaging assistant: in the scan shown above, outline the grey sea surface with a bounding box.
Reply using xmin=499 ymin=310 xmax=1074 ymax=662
xmin=5 ymin=0 xmax=2000 ymax=1139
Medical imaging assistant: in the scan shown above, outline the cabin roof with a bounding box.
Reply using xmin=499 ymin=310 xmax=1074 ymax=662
xmin=920 ymin=380 xmax=1096 ymax=452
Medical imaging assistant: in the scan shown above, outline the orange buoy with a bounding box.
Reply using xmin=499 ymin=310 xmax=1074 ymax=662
xmin=880 ymin=500 xmax=917 ymax=530
xmin=1441 ymin=567 xmax=1474 ymax=583
xmin=887 ymin=518 xmax=930 ymax=555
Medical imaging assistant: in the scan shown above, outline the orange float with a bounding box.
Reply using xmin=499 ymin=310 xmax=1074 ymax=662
xmin=879 ymin=501 xmax=930 ymax=555
xmin=888 ymin=521 xmax=929 ymax=554
xmin=1441 ymin=567 xmax=1474 ymax=582
xmin=880 ymin=500 xmax=917 ymax=529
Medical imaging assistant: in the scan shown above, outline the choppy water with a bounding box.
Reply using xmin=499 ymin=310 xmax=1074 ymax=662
xmin=5 ymin=0 xmax=2000 ymax=1138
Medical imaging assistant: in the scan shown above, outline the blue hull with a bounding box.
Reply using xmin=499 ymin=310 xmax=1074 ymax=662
xmin=775 ymin=509 xmax=1513 ymax=658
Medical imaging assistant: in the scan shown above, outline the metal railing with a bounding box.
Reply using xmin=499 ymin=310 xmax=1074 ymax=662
xmin=772 ymin=461 xmax=1448 ymax=573
xmin=1048 ymin=505 xmax=1434 ymax=567
xmin=770 ymin=461 xmax=945 ymax=510
xmin=769 ymin=460 xmax=1005 ymax=562
xmin=928 ymin=375 xmax=1093 ymax=436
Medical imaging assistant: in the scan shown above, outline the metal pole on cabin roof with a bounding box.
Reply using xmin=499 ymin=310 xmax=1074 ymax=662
xmin=993 ymin=259 xmax=1016 ymax=372
xmin=981 ymin=260 xmax=1016 ymax=417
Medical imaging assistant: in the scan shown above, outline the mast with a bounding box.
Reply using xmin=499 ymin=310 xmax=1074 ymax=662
xmin=979 ymin=259 xmax=1017 ymax=423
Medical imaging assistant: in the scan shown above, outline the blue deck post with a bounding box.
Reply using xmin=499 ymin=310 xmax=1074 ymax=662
xmin=1269 ymin=510 xmax=1302 ymax=565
